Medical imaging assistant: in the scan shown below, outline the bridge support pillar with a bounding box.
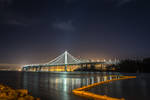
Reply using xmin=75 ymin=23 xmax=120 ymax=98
xmin=65 ymin=64 xmax=67 ymax=72
xmin=35 ymin=67 xmax=38 ymax=72
xmin=22 ymin=67 xmax=27 ymax=71
xmin=91 ymin=64 xmax=95 ymax=70
xmin=37 ymin=66 xmax=41 ymax=71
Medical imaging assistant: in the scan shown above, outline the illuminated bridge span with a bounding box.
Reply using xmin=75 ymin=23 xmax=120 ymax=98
xmin=22 ymin=51 xmax=117 ymax=72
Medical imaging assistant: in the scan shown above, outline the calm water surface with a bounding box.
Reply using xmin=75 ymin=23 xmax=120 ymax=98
xmin=88 ymin=73 xmax=150 ymax=100
xmin=0 ymin=71 xmax=119 ymax=100
xmin=0 ymin=71 xmax=149 ymax=100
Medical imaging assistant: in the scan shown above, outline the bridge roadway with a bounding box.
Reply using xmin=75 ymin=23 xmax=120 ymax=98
xmin=22 ymin=61 xmax=107 ymax=72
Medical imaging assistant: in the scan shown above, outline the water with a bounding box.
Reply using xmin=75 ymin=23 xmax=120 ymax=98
xmin=0 ymin=71 xmax=119 ymax=100
xmin=88 ymin=73 xmax=150 ymax=100
xmin=0 ymin=71 xmax=149 ymax=100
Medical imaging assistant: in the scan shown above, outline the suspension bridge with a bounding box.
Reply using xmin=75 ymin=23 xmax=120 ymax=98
xmin=22 ymin=51 xmax=118 ymax=72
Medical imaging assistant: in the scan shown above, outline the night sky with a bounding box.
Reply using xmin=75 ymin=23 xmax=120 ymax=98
xmin=0 ymin=0 xmax=150 ymax=65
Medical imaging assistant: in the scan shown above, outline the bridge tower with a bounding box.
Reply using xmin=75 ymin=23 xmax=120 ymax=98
xmin=65 ymin=51 xmax=68 ymax=72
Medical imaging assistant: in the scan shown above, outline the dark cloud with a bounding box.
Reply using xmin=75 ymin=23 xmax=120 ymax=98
xmin=4 ymin=19 xmax=27 ymax=26
xmin=65 ymin=0 xmax=75 ymax=3
xmin=0 ymin=11 xmax=29 ymax=27
xmin=64 ymin=0 xmax=136 ymax=6
xmin=113 ymin=0 xmax=136 ymax=6
xmin=52 ymin=20 xmax=75 ymax=32
xmin=0 ymin=0 xmax=13 ymax=8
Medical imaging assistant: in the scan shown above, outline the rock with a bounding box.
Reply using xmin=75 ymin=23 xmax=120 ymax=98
xmin=17 ymin=97 xmax=26 ymax=100
xmin=0 ymin=84 xmax=40 ymax=100
xmin=24 ymin=95 xmax=34 ymax=100
xmin=16 ymin=89 xmax=28 ymax=97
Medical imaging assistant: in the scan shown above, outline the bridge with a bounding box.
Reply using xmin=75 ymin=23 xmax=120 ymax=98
xmin=22 ymin=51 xmax=118 ymax=72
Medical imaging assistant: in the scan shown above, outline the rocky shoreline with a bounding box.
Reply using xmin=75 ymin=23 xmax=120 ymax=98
xmin=0 ymin=84 xmax=40 ymax=100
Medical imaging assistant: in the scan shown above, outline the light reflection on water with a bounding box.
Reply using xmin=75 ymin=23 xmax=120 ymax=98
xmin=0 ymin=71 xmax=120 ymax=100
xmin=22 ymin=72 xmax=120 ymax=93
